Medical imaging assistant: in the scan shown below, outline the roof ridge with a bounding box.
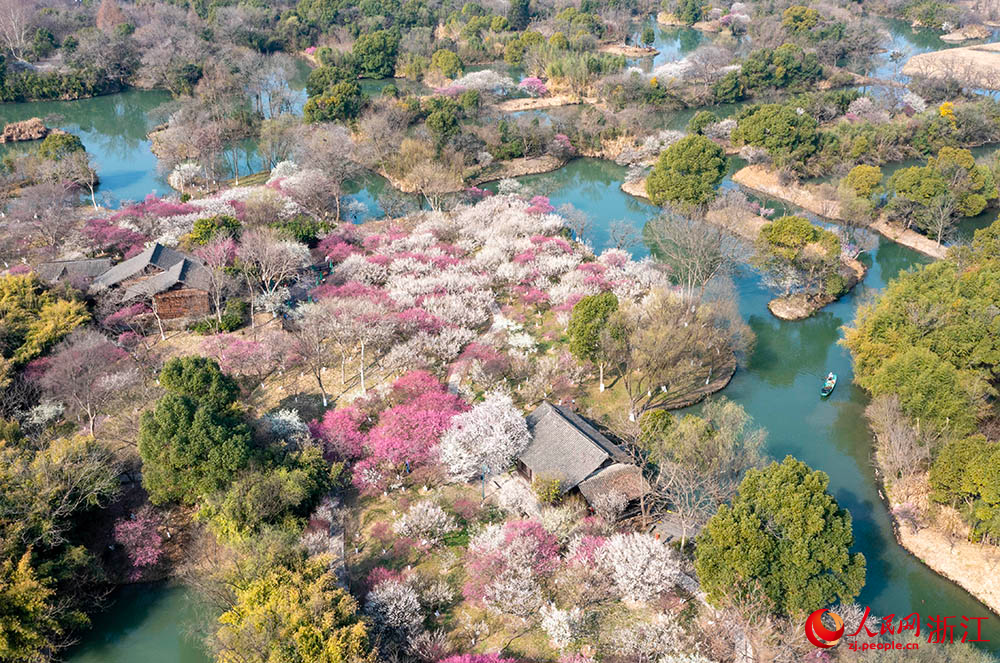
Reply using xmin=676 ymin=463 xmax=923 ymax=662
xmin=543 ymin=402 xmax=617 ymax=458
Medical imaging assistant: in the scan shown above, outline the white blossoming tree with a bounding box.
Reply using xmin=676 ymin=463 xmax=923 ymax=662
xmin=596 ymin=533 xmax=682 ymax=603
xmin=438 ymin=391 xmax=531 ymax=481
xmin=540 ymin=603 xmax=584 ymax=650
xmin=394 ymin=501 xmax=459 ymax=545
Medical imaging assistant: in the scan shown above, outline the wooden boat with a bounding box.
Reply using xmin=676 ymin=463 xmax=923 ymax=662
xmin=821 ymin=372 xmax=837 ymax=397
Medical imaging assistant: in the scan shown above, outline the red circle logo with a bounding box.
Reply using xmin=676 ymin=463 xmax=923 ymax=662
xmin=805 ymin=609 xmax=845 ymax=648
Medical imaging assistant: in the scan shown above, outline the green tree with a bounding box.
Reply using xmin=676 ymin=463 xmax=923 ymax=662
xmin=755 ymin=215 xmax=842 ymax=296
xmin=732 ymin=103 xmax=819 ymax=167
xmin=686 ymin=110 xmax=718 ymax=135
xmin=645 ymin=134 xmax=726 ymax=206
xmin=303 ymin=81 xmax=365 ymax=123
xmin=159 ymin=356 xmax=242 ymax=411
xmin=0 ymin=551 xmax=63 ymax=662
xmin=711 ymin=70 xmax=744 ymax=103
xmin=0 ymin=274 xmax=89 ymax=366
xmin=867 ymin=346 xmax=980 ymax=438
xmin=138 ymin=394 xmax=254 ymax=505
xmin=138 ymin=357 xmax=253 ymax=505
xmin=782 ymin=5 xmax=820 ymax=33
xmin=426 ymin=108 xmax=460 ymax=147
xmin=305 ymin=65 xmax=351 ymax=98
xmin=507 ymin=0 xmax=531 ymax=31
xmin=430 ymin=49 xmax=463 ymax=78
xmin=197 ymin=451 xmax=333 ymax=542
xmin=567 ymin=292 xmax=619 ymax=391
xmin=641 ymin=25 xmax=656 ymax=47
xmin=212 ymin=556 xmax=377 ymax=663
xmin=352 ymin=30 xmax=399 ymax=78
xmin=674 ymin=0 xmax=702 ymax=25
xmin=189 ymin=215 xmax=241 ymax=245
xmin=845 ymin=164 xmax=883 ymax=199
xmin=37 ymin=132 xmax=85 ymax=161
xmin=695 ymin=456 xmax=865 ymax=616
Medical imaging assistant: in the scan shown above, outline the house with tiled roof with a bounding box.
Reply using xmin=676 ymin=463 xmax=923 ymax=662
xmin=89 ymin=244 xmax=212 ymax=319
xmin=517 ymin=401 xmax=650 ymax=516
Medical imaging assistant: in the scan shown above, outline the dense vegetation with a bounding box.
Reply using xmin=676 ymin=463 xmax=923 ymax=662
xmin=846 ymin=218 xmax=1000 ymax=541
xmin=8 ymin=0 xmax=1000 ymax=660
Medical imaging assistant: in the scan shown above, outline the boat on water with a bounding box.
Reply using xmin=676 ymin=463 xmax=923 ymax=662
xmin=821 ymin=372 xmax=837 ymax=397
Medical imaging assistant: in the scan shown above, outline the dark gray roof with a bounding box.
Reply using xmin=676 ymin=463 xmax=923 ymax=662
xmin=519 ymin=402 xmax=632 ymax=491
xmin=36 ymin=258 xmax=113 ymax=284
xmin=90 ymin=244 xmax=211 ymax=300
xmin=578 ymin=463 xmax=650 ymax=504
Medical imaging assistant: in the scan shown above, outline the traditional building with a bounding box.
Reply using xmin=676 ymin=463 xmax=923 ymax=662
xmin=36 ymin=257 xmax=114 ymax=286
xmin=89 ymin=244 xmax=212 ymax=319
xmin=517 ymin=401 xmax=650 ymax=514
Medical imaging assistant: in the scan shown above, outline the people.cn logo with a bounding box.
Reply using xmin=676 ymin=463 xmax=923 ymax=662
xmin=805 ymin=609 xmax=845 ymax=648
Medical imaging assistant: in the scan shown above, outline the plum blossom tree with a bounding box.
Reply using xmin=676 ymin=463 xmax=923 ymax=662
xmin=113 ymin=505 xmax=165 ymax=581
xmin=351 ymin=372 xmax=467 ymax=492
xmin=394 ymin=501 xmax=458 ymax=545
xmin=464 ymin=520 xmax=560 ymax=617
xmin=364 ymin=578 xmax=424 ymax=644
xmin=438 ymin=391 xmax=531 ymax=481
xmin=310 ymin=406 xmax=366 ymax=460
xmin=195 ymin=238 xmax=237 ymax=325
xmin=596 ymin=533 xmax=681 ymax=603
xmin=200 ymin=331 xmax=288 ymax=389
xmin=38 ymin=329 xmax=138 ymax=435
xmin=540 ymin=603 xmax=584 ymax=650
xmin=236 ymin=228 xmax=310 ymax=325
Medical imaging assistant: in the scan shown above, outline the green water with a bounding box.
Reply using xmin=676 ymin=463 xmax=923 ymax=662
xmin=500 ymin=156 xmax=1000 ymax=646
xmin=64 ymin=156 xmax=1000 ymax=661
xmin=67 ymin=584 xmax=209 ymax=663
xmin=16 ymin=21 xmax=999 ymax=653
xmin=0 ymin=89 xmax=174 ymax=204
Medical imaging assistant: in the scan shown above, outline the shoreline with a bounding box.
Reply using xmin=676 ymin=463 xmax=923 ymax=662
xmin=874 ymin=462 xmax=1000 ymax=617
xmin=623 ymin=177 xmax=867 ymax=320
xmin=731 ymin=165 xmax=949 ymax=260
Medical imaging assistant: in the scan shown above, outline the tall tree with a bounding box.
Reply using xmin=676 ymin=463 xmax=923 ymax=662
xmin=38 ymin=329 xmax=137 ymax=435
xmin=647 ymin=209 xmax=745 ymax=302
xmin=96 ymin=0 xmax=127 ymax=33
xmin=0 ymin=0 xmax=34 ymax=63
xmin=567 ymin=292 xmax=618 ymax=391
xmin=138 ymin=357 xmax=254 ymax=504
xmin=695 ymin=456 xmax=866 ymax=617
xmin=632 ymin=398 xmax=766 ymax=544
xmin=645 ymin=135 xmax=727 ymax=207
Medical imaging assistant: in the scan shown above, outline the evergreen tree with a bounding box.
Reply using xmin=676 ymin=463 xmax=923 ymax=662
xmin=695 ymin=456 xmax=866 ymax=617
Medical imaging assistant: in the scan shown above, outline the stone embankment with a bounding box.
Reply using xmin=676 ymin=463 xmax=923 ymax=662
xmin=0 ymin=117 xmax=65 ymax=143
xmin=732 ymin=165 xmax=948 ymax=260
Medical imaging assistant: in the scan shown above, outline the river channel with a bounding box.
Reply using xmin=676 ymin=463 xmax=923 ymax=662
xmin=4 ymin=17 xmax=1000 ymax=659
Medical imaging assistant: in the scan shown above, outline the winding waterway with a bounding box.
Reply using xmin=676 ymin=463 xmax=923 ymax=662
xmin=3 ymin=22 xmax=998 ymax=660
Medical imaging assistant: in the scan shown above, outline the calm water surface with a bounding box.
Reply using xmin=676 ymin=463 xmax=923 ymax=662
xmin=24 ymin=22 xmax=1000 ymax=657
